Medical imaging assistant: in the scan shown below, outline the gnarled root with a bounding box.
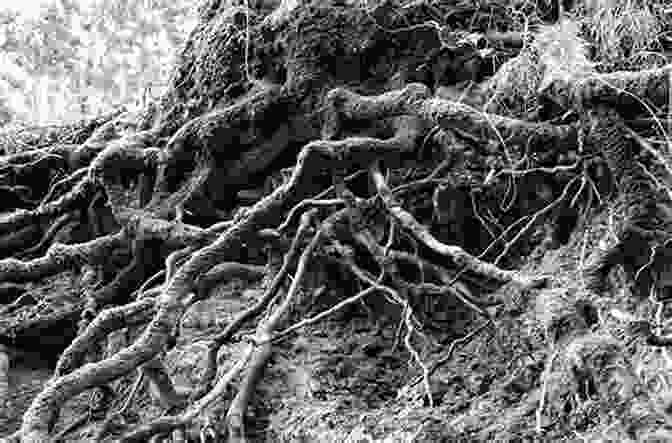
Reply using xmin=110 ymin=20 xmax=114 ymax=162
xmin=225 ymin=209 xmax=324 ymax=442
xmin=0 ymin=231 xmax=126 ymax=286
xmin=534 ymin=288 xmax=670 ymax=438
xmin=55 ymin=298 xmax=156 ymax=376
xmin=13 ymin=82 xmax=566 ymax=442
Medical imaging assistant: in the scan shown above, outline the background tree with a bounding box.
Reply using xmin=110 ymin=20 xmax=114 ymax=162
xmin=0 ymin=0 xmax=194 ymax=124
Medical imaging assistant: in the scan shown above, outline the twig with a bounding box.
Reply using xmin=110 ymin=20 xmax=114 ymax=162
xmin=40 ymin=168 xmax=89 ymax=207
xmin=94 ymin=371 xmax=146 ymax=442
xmin=371 ymin=164 xmax=544 ymax=288
xmin=275 ymin=198 xmax=344 ymax=234
xmin=405 ymin=320 xmax=491 ymax=390
xmin=537 ymin=350 xmax=559 ymax=435
xmin=18 ymin=213 xmax=74 ymax=259
xmin=497 ymin=161 xmax=580 ymax=178
xmin=390 ymin=158 xmax=454 ymax=194
xmin=403 ymin=303 xmax=434 ymax=407
xmin=266 ymin=286 xmax=377 ymax=344
xmin=50 ymin=414 xmax=90 ymax=443
xmin=493 ymin=175 xmax=580 ymax=266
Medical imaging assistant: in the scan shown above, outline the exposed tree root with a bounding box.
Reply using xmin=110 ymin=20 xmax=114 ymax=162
xmin=534 ymin=288 xmax=670 ymax=439
xmin=16 ymin=214 xmax=76 ymax=260
xmin=0 ymin=344 xmax=8 ymax=410
xmin=0 ymin=225 xmax=43 ymax=259
xmin=141 ymin=357 xmax=189 ymax=410
xmin=195 ymin=262 xmax=266 ymax=302
xmin=405 ymin=320 xmax=492 ymax=391
xmin=4 ymin=7 xmax=672 ymax=440
xmin=268 ymin=285 xmax=379 ymax=345
xmin=55 ymin=298 xmax=156 ymax=376
xmin=93 ymin=370 xmax=146 ymax=442
xmin=90 ymin=237 xmax=163 ymax=307
xmin=323 ymin=84 xmax=578 ymax=152
xmin=371 ymin=164 xmax=546 ymax=288
xmin=119 ymin=347 xmax=252 ymax=443
xmin=0 ymin=231 xmax=126 ymax=285
xmin=40 ymin=168 xmax=89 ymax=206
xmin=583 ymin=107 xmax=672 ymax=299
xmin=543 ymin=65 xmax=672 ymax=111
xmin=191 ymin=209 xmax=316 ymax=403
xmin=226 ymin=210 xmax=325 ymax=442
xmin=12 ymin=76 xmax=569 ymax=441
xmin=115 ymin=213 xmax=313 ymax=440
xmin=0 ymin=176 xmax=96 ymax=237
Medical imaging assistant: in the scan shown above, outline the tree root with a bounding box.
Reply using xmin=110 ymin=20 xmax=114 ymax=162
xmin=119 ymin=347 xmax=252 ymax=443
xmin=195 ymin=262 xmax=266 ymax=301
xmin=17 ymin=213 xmax=75 ymax=259
xmin=491 ymin=174 xmax=580 ymax=266
xmin=40 ymin=168 xmax=88 ymax=206
xmin=141 ymin=357 xmax=189 ymax=410
xmin=12 ymin=79 xmax=584 ymax=441
xmin=191 ymin=210 xmax=316 ymax=403
xmin=337 ymin=252 xmax=439 ymax=405
xmin=0 ymin=224 xmax=43 ymax=259
xmin=112 ymin=211 xmax=316 ymax=441
xmin=404 ymin=320 xmax=492 ymax=391
xmin=90 ymin=237 xmax=163 ymax=307
xmin=0 ymin=344 xmax=9 ymax=410
xmin=534 ymin=288 xmax=670 ymax=438
xmin=371 ymin=165 xmax=546 ymax=289
xmin=2 ymin=6 xmax=672 ymax=442
xmin=0 ymin=152 xmax=68 ymax=192
xmin=55 ymin=298 xmax=156 ymax=376
xmin=267 ymin=285 xmax=378 ymax=345
xmin=0 ymin=231 xmax=126 ymax=284
xmin=0 ymin=176 xmax=96 ymax=236
xmin=583 ymin=107 xmax=672 ymax=299
xmin=225 ymin=210 xmax=325 ymax=442
xmin=542 ymin=64 xmax=672 ymax=112
xmin=93 ymin=370 xmax=146 ymax=442
xmin=323 ymin=84 xmax=578 ymax=152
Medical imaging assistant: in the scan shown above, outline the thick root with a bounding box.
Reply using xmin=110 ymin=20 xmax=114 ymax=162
xmin=0 ymin=232 xmax=126 ymax=285
xmin=534 ymin=288 xmax=669 ymax=438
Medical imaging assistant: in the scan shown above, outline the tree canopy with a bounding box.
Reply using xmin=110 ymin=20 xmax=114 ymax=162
xmin=0 ymin=0 xmax=194 ymax=124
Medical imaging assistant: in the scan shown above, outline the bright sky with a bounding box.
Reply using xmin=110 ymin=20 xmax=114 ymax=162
xmin=0 ymin=0 xmax=95 ymax=17
xmin=0 ymin=0 xmax=47 ymax=16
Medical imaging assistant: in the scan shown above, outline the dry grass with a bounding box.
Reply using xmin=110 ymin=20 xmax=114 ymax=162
xmin=578 ymin=0 xmax=664 ymax=71
xmin=536 ymin=19 xmax=593 ymax=89
xmin=484 ymin=16 xmax=593 ymax=119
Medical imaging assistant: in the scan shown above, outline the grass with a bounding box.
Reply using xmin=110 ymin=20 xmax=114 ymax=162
xmin=578 ymin=0 xmax=664 ymax=71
